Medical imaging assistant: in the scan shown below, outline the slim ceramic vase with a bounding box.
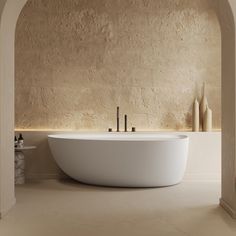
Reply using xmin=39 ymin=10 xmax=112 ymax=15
xmin=192 ymin=98 xmax=199 ymax=132
xmin=203 ymin=106 xmax=212 ymax=132
xmin=199 ymin=83 xmax=208 ymax=131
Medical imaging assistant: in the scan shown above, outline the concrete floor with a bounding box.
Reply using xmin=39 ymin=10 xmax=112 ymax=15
xmin=0 ymin=180 xmax=236 ymax=236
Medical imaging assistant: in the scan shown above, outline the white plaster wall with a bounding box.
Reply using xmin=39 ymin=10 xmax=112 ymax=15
xmin=218 ymin=0 xmax=236 ymax=218
xmin=0 ymin=0 xmax=28 ymax=218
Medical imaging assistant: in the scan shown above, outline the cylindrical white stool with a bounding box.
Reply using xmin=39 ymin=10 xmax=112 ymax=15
xmin=15 ymin=146 xmax=36 ymax=184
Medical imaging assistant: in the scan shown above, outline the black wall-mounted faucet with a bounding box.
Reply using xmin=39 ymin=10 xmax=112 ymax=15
xmin=108 ymin=107 xmax=136 ymax=132
xmin=124 ymin=114 xmax=127 ymax=132
xmin=117 ymin=106 xmax=120 ymax=132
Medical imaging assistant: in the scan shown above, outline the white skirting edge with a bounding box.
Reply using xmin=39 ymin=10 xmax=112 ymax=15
xmin=220 ymin=198 xmax=236 ymax=219
xmin=183 ymin=173 xmax=221 ymax=182
xmin=26 ymin=173 xmax=68 ymax=181
xmin=0 ymin=197 xmax=16 ymax=219
xmin=26 ymin=173 xmax=221 ymax=182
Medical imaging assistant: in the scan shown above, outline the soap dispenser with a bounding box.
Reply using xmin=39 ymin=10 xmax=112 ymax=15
xmin=18 ymin=133 xmax=24 ymax=148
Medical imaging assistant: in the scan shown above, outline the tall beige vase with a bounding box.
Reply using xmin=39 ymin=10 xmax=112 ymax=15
xmin=192 ymin=98 xmax=199 ymax=132
xmin=199 ymin=83 xmax=208 ymax=131
xmin=203 ymin=106 xmax=212 ymax=132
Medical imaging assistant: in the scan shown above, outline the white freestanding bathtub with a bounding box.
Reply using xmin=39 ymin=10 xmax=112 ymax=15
xmin=48 ymin=133 xmax=189 ymax=187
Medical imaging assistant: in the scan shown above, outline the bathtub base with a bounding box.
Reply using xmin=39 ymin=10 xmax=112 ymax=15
xmin=48 ymin=133 xmax=189 ymax=188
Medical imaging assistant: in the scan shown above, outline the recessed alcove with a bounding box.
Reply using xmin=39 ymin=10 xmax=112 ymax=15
xmin=13 ymin=1 xmax=222 ymax=190
xmin=0 ymin=0 xmax=236 ymax=221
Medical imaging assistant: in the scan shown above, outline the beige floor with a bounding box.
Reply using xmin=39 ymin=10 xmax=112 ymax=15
xmin=0 ymin=180 xmax=236 ymax=236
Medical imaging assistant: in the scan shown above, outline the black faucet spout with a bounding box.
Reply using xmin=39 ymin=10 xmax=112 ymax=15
xmin=124 ymin=114 xmax=127 ymax=132
xmin=117 ymin=106 xmax=120 ymax=132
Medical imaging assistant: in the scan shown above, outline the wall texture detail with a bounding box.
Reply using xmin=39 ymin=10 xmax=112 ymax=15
xmin=15 ymin=0 xmax=221 ymax=131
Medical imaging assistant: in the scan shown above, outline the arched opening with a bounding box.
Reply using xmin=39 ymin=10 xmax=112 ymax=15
xmin=0 ymin=0 xmax=236 ymax=218
xmin=0 ymin=0 xmax=28 ymax=217
xmin=218 ymin=0 xmax=236 ymax=217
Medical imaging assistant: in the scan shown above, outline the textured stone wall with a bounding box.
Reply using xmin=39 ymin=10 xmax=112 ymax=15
xmin=15 ymin=0 xmax=221 ymax=131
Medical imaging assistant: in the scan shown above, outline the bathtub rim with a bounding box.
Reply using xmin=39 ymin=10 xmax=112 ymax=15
xmin=48 ymin=132 xmax=189 ymax=142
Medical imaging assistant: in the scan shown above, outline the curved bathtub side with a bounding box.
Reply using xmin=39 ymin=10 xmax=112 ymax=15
xmin=48 ymin=136 xmax=189 ymax=187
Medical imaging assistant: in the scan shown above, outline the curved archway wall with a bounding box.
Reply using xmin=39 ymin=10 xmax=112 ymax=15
xmin=0 ymin=0 xmax=235 ymax=218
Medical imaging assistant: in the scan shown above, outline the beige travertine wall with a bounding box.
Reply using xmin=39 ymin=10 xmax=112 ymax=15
xmin=15 ymin=0 xmax=221 ymax=131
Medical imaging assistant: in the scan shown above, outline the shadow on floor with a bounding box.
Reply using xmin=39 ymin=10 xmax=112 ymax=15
xmin=18 ymin=178 xmax=163 ymax=192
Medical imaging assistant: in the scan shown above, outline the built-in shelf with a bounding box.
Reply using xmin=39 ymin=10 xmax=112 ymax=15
xmin=14 ymin=128 xmax=222 ymax=132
